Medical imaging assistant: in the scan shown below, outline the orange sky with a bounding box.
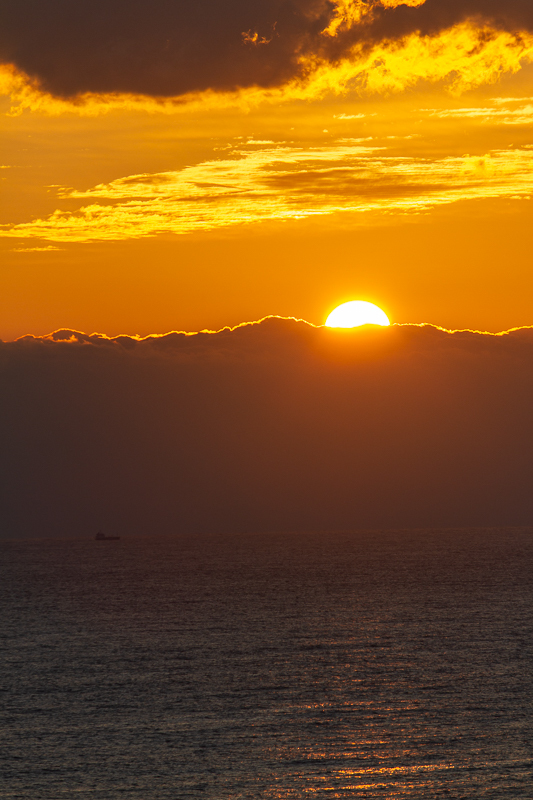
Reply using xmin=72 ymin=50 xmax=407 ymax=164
xmin=2 ymin=1 xmax=533 ymax=338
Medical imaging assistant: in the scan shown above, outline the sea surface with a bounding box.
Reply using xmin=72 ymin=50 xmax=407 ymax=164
xmin=1 ymin=529 xmax=532 ymax=799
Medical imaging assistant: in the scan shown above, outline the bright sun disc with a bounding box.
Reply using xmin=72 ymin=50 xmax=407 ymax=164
xmin=325 ymin=301 xmax=390 ymax=328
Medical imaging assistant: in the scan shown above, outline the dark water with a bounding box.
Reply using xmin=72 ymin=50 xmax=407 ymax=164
xmin=1 ymin=529 xmax=532 ymax=799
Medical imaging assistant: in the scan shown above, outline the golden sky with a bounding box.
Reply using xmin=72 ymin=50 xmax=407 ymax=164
xmin=2 ymin=0 xmax=533 ymax=338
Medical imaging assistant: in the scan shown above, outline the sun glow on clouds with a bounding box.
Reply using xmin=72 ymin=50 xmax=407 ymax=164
xmin=2 ymin=22 xmax=533 ymax=116
xmin=303 ymin=24 xmax=533 ymax=98
xmin=324 ymin=0 xmax=427 ymax=37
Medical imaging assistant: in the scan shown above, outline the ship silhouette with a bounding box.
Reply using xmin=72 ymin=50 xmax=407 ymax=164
xmin=95 ymin=530 xmax=120 ymax=541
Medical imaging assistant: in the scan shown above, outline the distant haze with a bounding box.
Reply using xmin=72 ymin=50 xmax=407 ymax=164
xmin=2 ymin=318 xmax=533 ymax=538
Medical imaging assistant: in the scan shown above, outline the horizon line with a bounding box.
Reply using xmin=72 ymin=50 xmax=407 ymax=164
xmin=6 ymin=314 xmax=533 ymax=344
xmin=7 ymin=315 xmax=533 ymax=344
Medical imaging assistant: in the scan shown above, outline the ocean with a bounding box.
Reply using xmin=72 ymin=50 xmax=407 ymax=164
xmin=1 ymin=529 xmax=532 ymax=798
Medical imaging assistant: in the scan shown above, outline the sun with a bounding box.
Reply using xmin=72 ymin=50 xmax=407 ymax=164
xmin=325 ymin=301 xmax=390 ymax=328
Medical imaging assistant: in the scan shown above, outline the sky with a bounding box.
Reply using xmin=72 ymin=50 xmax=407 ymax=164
xmin=2 ymin=0 xmax=533 ymax=338
xmin=3 ymin=2 xmax=533 ymax=536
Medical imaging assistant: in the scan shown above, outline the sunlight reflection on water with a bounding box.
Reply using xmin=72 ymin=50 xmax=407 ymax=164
xmin=1 ymin=528 xmax=532 ymax=798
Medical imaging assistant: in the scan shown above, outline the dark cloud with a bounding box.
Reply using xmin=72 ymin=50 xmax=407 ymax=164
xmin=2 ymin=317 xmax=533 ymax=539
xmin=0 ymin=0 xmax=329 ymax=97
xmin=1 ymin=0 xmax=533 ymax=98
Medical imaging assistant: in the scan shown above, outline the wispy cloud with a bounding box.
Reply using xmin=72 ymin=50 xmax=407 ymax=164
xmin=428 ymin=101 xmax=533 ymax=125
xmin=333 ymin=113 xmax=371 ymax=120
xmin=493 ymin=96 xmax=533 ymax=105
xmin=10 ymin=245 xmax=64 ymax=252
xmin=2 ymin=139 xmax=533 ymax=243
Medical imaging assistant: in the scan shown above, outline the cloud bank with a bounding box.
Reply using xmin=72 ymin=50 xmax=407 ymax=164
xmin=2 ymin=0 xmax=533 ymax=105
xmin=2 ymin=317 xmax=533 ymax=538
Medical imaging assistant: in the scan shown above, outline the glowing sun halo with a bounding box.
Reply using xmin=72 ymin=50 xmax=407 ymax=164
xmin=325 ymin=301 xmax=390 ymax=329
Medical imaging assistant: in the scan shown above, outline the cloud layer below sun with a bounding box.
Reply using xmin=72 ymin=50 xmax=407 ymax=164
xmin=3 ymin=318 xmax=533 ymax=537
